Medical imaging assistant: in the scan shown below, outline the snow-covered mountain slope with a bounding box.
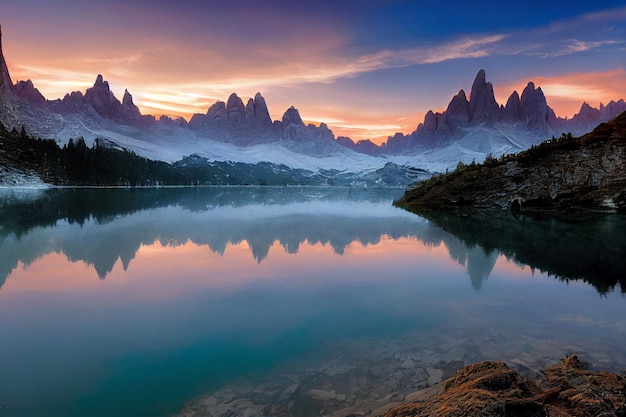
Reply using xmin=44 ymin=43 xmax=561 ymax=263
xmin=1 ymin=26 xmax=625 ymax=186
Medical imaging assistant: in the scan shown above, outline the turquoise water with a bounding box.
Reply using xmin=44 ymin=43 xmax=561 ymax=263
xmin=0 ymin=187 xmax=624 ymax=417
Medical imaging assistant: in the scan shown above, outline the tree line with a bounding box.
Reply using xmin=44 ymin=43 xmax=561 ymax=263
xmin=0 ymin=123 xmax=188 ymax=186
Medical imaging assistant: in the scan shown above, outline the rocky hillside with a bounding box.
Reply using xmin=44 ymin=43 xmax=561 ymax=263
xmin=385 ymin=355 xmax=626 ymax=417
xmin=395 ymin=111 xmax=626 ymax=216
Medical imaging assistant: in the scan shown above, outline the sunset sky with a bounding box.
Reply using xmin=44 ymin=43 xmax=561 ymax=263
xmin=0 ymin=0 xmax=624 ymax=143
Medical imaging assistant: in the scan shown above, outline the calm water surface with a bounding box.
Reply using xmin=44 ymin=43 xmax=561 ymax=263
xmin=0 ymin=187 xmax=624 ymax=417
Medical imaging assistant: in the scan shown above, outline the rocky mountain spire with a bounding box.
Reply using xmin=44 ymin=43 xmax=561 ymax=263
xmin=503 ymin=91 xmax=521 ymax=121
xmin=85 ymin=75 xmax=114 ymax=104
xmin=253 ymin=92 xmax=271 ymax=126
xmin=520 ymin=82 xmax=549 ymax=129
xmin=282 ymin=106 xmax=304 ymax=126
xmin=226 ymin=93 xmax=246 ymax=126
xmin=122 ymin=89 xmax=133 ymax=107
xmin=468 ymin=69 xmax=499 ymax=121
xmin=82 ymin=74 xmax=144 ymax=124
xmin=0 ymin=24 xmax=16 ymax=98
xmin=14 ymin=79 xmax=46 ymax=105
xmin=122 ymin=89 xmax=142 ymax=120
xmin=445 ymin=89 xmax=470 ymax=127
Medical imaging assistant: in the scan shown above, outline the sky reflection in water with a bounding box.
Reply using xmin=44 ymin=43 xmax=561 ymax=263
xmin=0 ymin=187 xmax=624 ymax=417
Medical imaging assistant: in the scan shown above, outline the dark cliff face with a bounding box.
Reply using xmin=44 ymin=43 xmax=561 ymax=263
xmin=395 ymin=111 xmax=626 ymax=216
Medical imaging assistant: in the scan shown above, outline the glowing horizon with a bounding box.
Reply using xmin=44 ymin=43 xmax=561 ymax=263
xmin=1 ymin=1 xmax=624 ymax=144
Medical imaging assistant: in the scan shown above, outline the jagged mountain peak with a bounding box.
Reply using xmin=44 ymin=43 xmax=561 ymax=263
xmin=251 ymin=92 xmax=271 ymax=126
xmin=0 ymin=23 xmax=15 ymax=98
xmin=474 ymin=69 xmax=487 ymax=84
xmin=93 ymin=74 xmax=108 ymax=89
xmin=282 ymin=106 xmax=304 ymax=126
xmin=85 ymin=75 xmax=118 ymax=109
xmin=445 ymin=89 xmax=470 ymax=128
xmin=227 ymin=92 xmax=241 ymax=102
xmin=1 ymin=22 xmax=625 ymax=162
xmin=122 ymin=89 xmax=133 ymax=106
xmin=573 ymin=101 xmax=600 ymax=123
xmin=226 ymin=93 xmax=246 ymax=125
xmin=503 ymin=90 xmax=521 ymax=121
xmin=469 ymin=69 xmax=499 ymax=121
xmin=14 ymin=79 xmax=46 ymax=104
xmin=520 ymin=81 xmax=550 ymax=129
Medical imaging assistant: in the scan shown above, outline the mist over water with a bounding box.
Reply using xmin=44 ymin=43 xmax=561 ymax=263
xmin=0 ymin=187 xmax=624 ymax=417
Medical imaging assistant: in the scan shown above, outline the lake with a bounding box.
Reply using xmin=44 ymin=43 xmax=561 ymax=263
xmin=0 ymin=187 xmax=625 ymax=417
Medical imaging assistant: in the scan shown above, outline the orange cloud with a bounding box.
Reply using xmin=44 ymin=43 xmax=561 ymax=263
xmin=302 ymin=110 xmax=422 ymax=144
xmin=495 ymin=69 xmax=626 ymax=118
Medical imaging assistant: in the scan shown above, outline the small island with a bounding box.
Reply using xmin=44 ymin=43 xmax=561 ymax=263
xmin=395 ymin=111 xmax=626 ymax=217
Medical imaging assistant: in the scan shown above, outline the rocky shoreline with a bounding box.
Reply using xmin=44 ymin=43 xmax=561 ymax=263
xmin=395 ymin=111 xmax=626 ymax=217
xmin=174 ymin=328 xmax=626 ymax=417
xmin=386 ymin=355 xmax=626 ymax=417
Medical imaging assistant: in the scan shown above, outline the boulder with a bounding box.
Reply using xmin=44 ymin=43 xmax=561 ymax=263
xmin=385 ymin=356 xmax=626 ymax=417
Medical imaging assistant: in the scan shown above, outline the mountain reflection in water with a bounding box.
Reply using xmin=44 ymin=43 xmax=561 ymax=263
xmin=1 ymin=187 xmax=625 ymax=417
xmin=0 ymin=187 xmax=624 ymax=294
xmin=412 ymin=209 xmax=626 ymax=294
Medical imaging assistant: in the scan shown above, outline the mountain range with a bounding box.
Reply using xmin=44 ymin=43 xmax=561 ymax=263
xmin=1 ymin=25 xmax=625 ymax=183
xmin=395 ymin=111 xmax=626 ymax=215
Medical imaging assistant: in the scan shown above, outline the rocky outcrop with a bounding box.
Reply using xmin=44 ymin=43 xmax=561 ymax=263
xmin=336 ymin=136 xmax=383 ymax=155
xmin=14 ymin=79 xmax=46 ymax=105
xmin=468 ymin=69 xmax=500 ymax=122
xmin=281 ymin=105 xmax=304 ymax=126
xmin=59 ymin=91 xmax=85 ymax=111
xmin=395 ymin=111 xmax=626 ymax=216
xmin=226 ymin=93 xmax=246 ymax=126
xmin=385 ymin=356 xmax=626 ymax=417
xmin=502 ymin=91 xmax=521 ymax=122
xmin=251 ymin=92 xmax=272 ymax=127
xmin=445 ymin=89 xmax=470 ymax=128
xmin=122 ymin=89 xmax=141 ymax=116
xmin=554 ymin=100 xmax=626 ymax=135
xmin=520 ymin=82 xmax=550 ymax=130
xmin=187 ymin=94 xmax=338 ymax=149
xmin=84 ymin=74 xmax=123 ymax=119
xmin=0 ymin=25 xmax=14 ymax=100
xmin=205 ymin=100 xmax=228 ymax=124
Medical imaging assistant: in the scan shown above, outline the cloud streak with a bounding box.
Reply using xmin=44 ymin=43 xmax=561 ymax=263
xmin=495 ymin=69 xmax=626 ymax=118
xmin=1 ymin=2 xmax=624 ymax=142
xmin=530 ymin=39 xmax=624 ymax=58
